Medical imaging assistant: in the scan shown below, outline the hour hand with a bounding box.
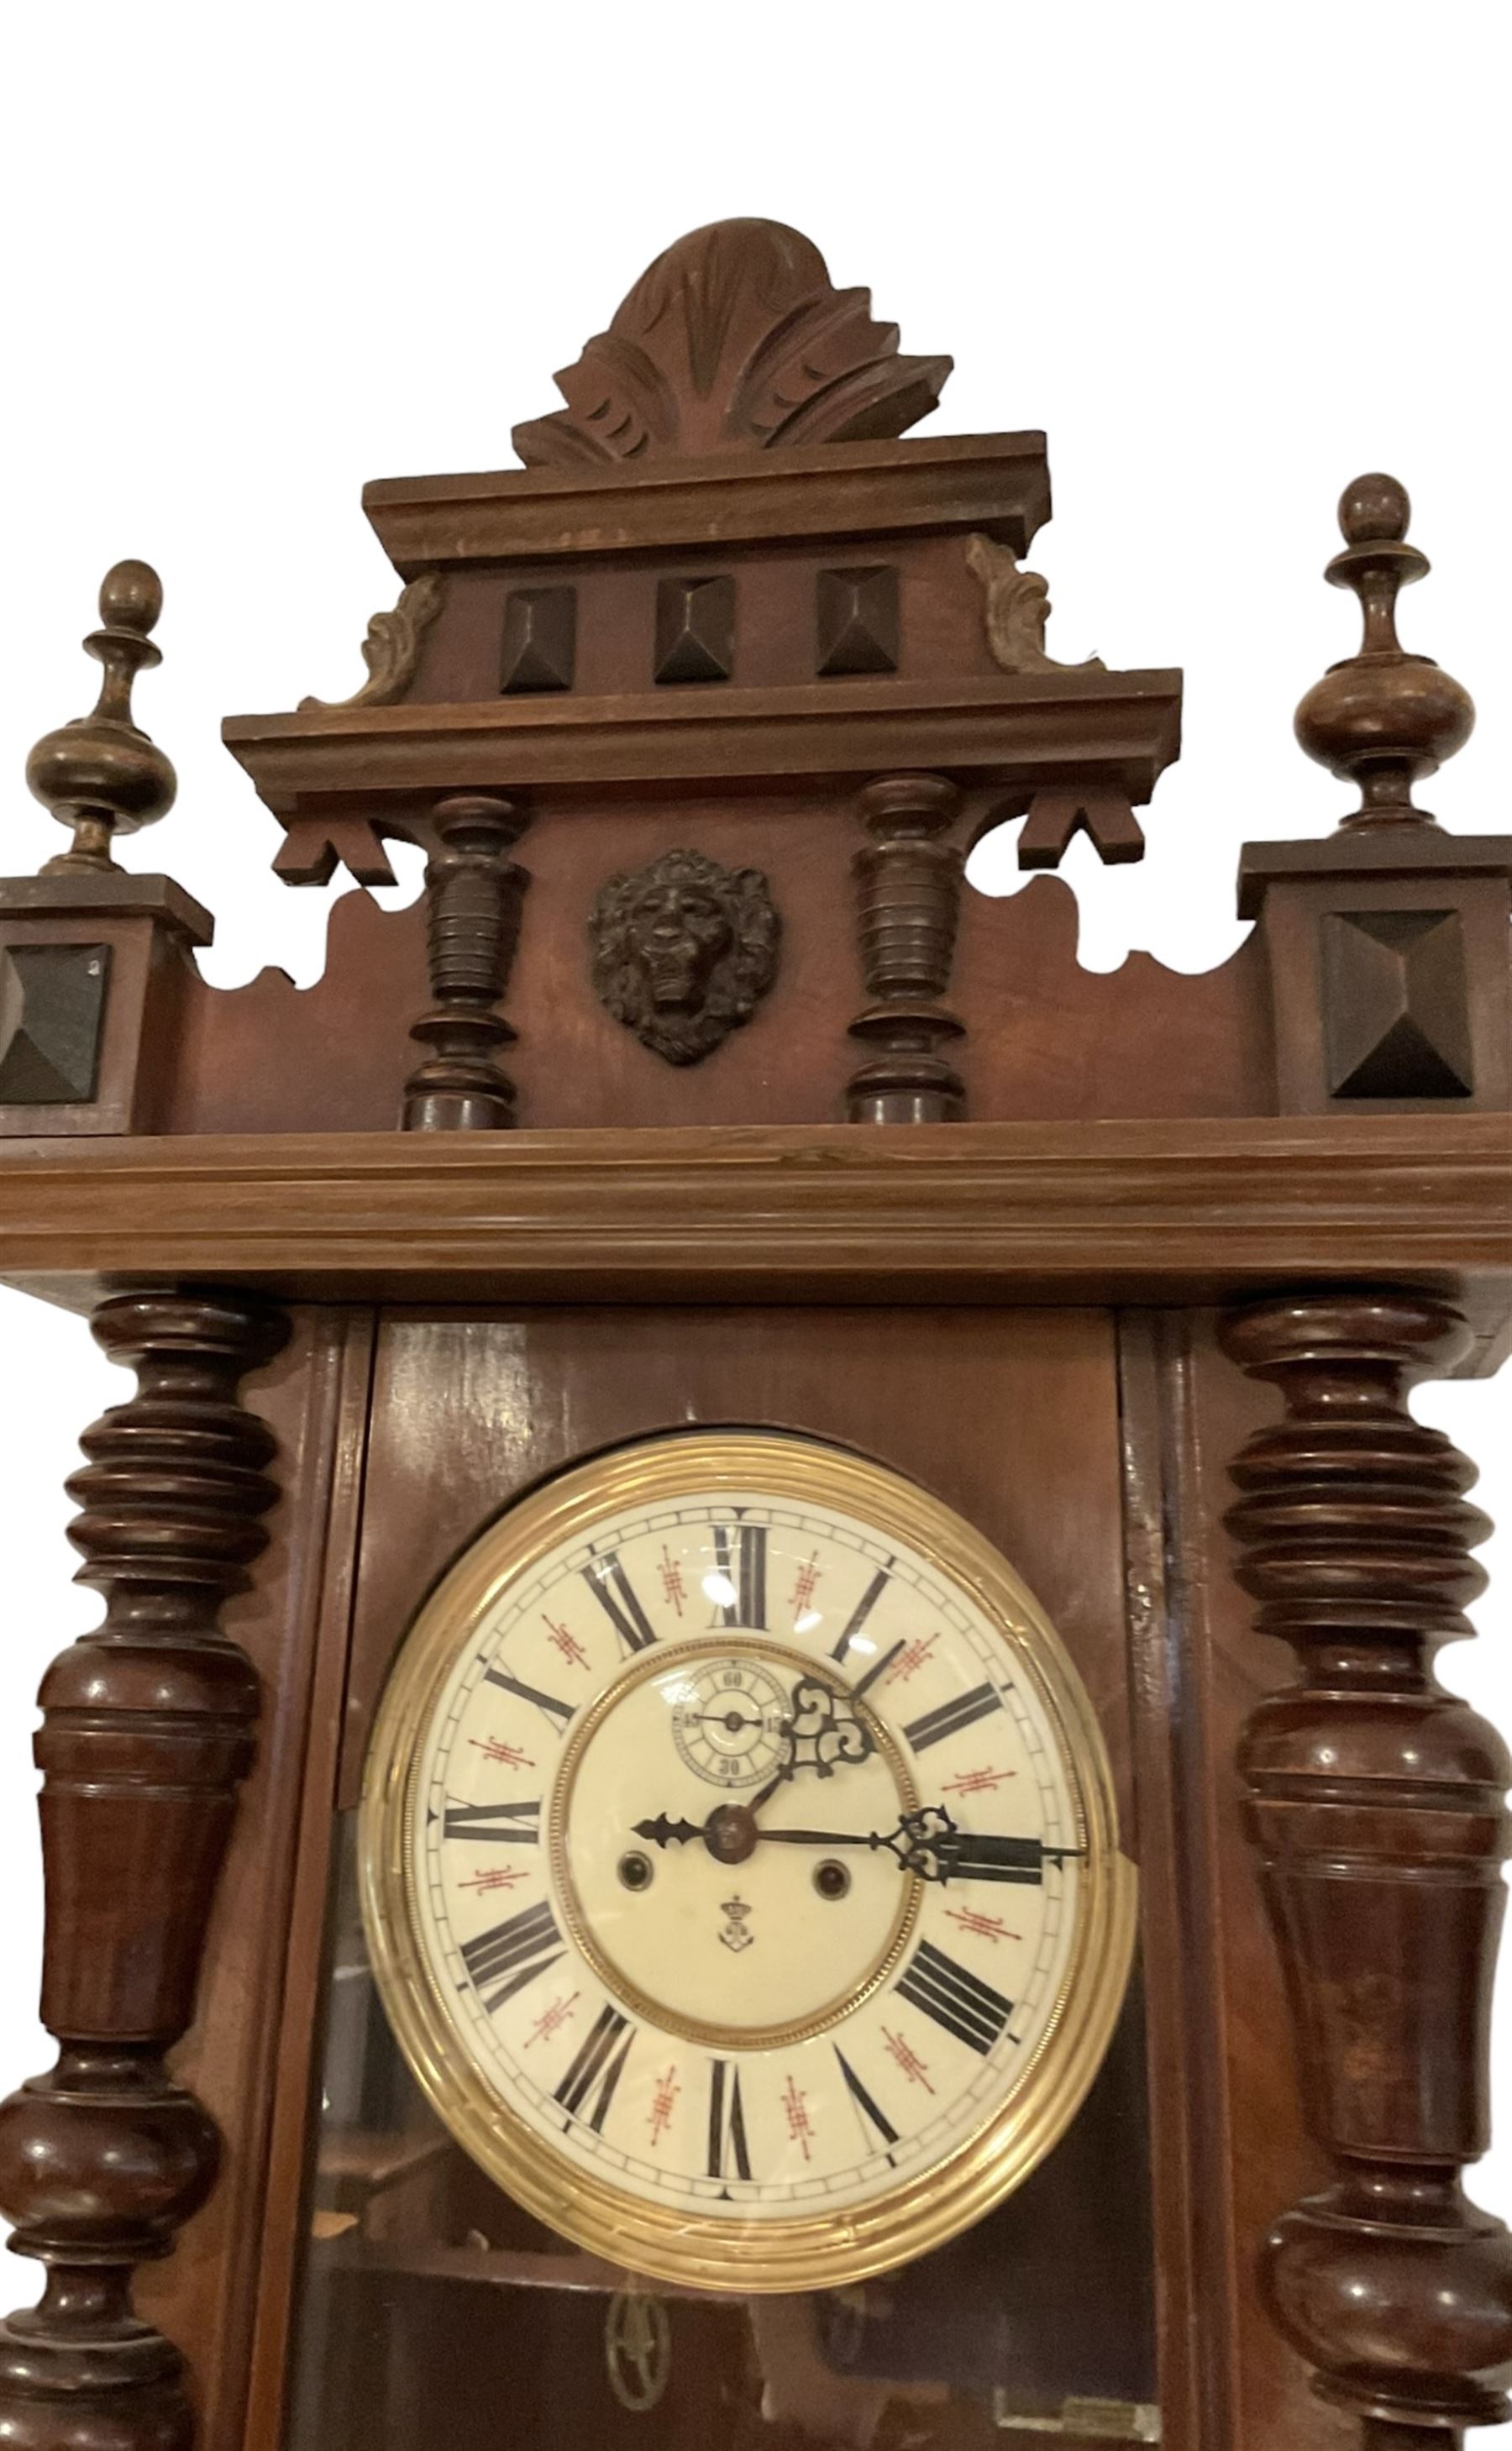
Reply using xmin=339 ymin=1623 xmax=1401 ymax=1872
xmin=633 ymin=1812 xmax=704 ymax=1850
xmin=769 ymin=1677 xmax=874 ymax=1788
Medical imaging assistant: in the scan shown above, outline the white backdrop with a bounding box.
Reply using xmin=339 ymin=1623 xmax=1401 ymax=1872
xmin=0 ymin=0 xmax=1507 ymax=2422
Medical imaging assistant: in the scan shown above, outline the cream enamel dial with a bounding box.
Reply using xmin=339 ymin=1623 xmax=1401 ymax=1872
xmin=360 ymin=1433 xmax=1136 ymax=2291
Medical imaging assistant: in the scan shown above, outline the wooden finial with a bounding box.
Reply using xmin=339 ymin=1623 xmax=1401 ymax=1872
xmin=26 ymin=560 xmax=177 ymax=874
xmin=1294 ymin=475 xmax=1474 ymax=827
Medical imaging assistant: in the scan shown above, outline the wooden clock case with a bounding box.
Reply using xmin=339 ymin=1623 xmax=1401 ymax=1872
xmin=0 ymin=218 xmax=1508 ymax=2451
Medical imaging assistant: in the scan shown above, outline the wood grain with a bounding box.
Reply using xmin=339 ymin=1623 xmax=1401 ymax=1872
xmin=361 ymin=431 xmax=1053 ymax=573
xmin=0 ymin=1119 xmax=1506 ymax=1362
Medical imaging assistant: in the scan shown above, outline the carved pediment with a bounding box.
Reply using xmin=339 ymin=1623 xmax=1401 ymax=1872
xmin=512 ymin=218 xmax=952 ymax=467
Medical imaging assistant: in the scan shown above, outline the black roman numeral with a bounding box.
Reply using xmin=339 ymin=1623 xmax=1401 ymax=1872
xmin=441 ymin=1803 xmax=541 ymax=1843
xmin=443 ymin=1799 xmax=541 ymax=1844
xmin=895 ymin=1940 xmax=1013 ymax=2055
xmin=706 ymin=2058 xmax=752 ymax=2180
xmin=583 ymin=1555 xmax=658 ymax=1653
xmin=711 ymin=1522 xmax=767 ymax=1630
xmin=483 ymin=1667 xmax=575 ymax=1729
xmin=902 ymin=1683 xmax=1004 ymax=1752
xmin=554 ymin=2004 xmax=636 ymax=2131
xmin=461 ymin=1899 xmax=564 ymax=2014
xmin=831 ymin=1567 xmax=890 ymax=1666
xmin=835 ymin=2046 xmax=899 ymax=2148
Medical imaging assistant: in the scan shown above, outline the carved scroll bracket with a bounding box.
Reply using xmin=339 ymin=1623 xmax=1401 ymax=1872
xmin=0 ymin=1290 xmax=287 ymax=2450
xmin=966 ymin=533 xmax=1105 ymax=677
xmin=297 ymin=571 xmax=445 ymax=712
xmin=1221 ymin=1291 xmax=1512 ymax=2446
xmin=402 ymin=794 xmax=530 ymax=1131
xmin=846 ymin=773 xmax=965 ymax=1123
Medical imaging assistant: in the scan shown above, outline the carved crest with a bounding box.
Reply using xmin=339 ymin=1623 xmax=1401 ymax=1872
xmin=514 ymin=218 xmax=951 ymax=467
xmin=589 ymin=848 xmax=780 ymax=1065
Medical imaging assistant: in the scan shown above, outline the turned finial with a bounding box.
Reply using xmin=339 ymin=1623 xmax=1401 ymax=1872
xmin=1294 ymin=475 xmax=1474 ymax=827
xmin=25 ymin=560 xmax=177 ymax=874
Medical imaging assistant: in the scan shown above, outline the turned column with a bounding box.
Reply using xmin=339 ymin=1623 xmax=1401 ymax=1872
xmin=401 ymin=791 xmax=529 ymax=1130
xmin=1221 ymin=1291 xmax=1512 ymax=2445
xmin=0 ymin=1291 xmax=287 ymax=2450
xmin=844 ymin=772 xmax=965 ymax=1122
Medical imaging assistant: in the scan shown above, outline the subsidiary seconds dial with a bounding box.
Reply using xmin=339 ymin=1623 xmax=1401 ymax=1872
xmin=360 ymin=1431 xmax=1136 ymax=2292
xmin=669 ymin=1656 xmax=790 ymax=1790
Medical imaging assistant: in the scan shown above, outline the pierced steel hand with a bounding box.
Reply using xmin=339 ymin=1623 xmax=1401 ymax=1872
xmin=632 ymin=1803 xmax=1084 ymax=1887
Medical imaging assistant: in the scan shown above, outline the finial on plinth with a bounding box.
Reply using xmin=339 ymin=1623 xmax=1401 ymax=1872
xmin=1294 ymin=475 xmax=1474 ymax=827
xmin=25 ymin=560 xmax=177 ymax=874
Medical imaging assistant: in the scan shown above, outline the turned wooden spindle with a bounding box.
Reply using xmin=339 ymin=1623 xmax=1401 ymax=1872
xmin=401 ymin=792 xmax=529 ymax=1131
xmin=1221 ymin=1291 xmax=1512 ymax=2446
xmin=0 ymin=1292 xmax=287 ymax=2451
xmin=845 ymin=772 xmax=965 ymax=1123
xmin=25 ymin=561 xmax=178 ymax=876
xmin=1294 ymin=475 xmax=1475 ymax=830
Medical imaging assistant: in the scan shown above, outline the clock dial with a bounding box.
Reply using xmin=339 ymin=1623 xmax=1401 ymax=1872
xmin=361 ymin=1432 xmax=1135 ymax=2291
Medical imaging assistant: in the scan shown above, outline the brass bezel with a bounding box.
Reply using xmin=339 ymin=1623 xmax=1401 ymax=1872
xmin=360 ymin=1430 xmax=1137 ymax=2294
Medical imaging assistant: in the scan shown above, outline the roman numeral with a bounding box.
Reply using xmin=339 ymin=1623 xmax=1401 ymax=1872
xmin=831 ymin=1567 xmax=889 ymax=1666
xmin=706 ymin=2058 xmax=752 ymax=2181
xmin=711 ymin=1522 xmax=767 ymax=1629
xmin=461 ymin=1898 xmax=564 ymax=2014
xmin=443 ymin=1799 xmax=541 ymax=1844
xmin=835 ymin=2046 xmax=899 ymax=2149
xmin=902 ymin=1683 xmax=1004 ymax=1752
xmin=895 ymin=1940 xmax=1013 ymax=2055
xmin=554 ymin=2003 xmax=636 ymax=2131
xmin=583 ymin=1555 xmax=658 ymax=1653
xmin=851 ymin=1637 xmax=905 ymax=1700
xmin=483 ymin=1667 xmax=574 ymax=1729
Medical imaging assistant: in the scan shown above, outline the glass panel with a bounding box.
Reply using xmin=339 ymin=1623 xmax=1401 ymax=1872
xmin=284 ymin=1816 xmax=1158 ymax=2449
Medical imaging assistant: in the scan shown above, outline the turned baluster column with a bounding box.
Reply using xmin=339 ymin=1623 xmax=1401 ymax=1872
xmin=1221 ymin=1292 xmax=1512 ymax=2446
xmin=844 ymin=772 xmax=966 ymax=1122
xmin=402 ymin=791 xmax=529 ymax=1131
xmin=0 ymin=1291 xmax=287 ymax=2450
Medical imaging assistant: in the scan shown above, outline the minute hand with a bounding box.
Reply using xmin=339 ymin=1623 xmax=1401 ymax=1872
xmin=762 ymin=1808 xmax=1084 ymax=1887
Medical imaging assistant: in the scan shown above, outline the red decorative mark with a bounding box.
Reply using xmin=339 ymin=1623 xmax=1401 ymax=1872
xmin=942 ymin=1764 xmax=1016 ymax=1798
xmin=659 ymin=1545 xmax=687 ymax=1615
xmin=883 ymin=2027 xmax=936 ymax=2094
xmin=470 ymin=1735 xmax=536 ymax=1771
xmin=648 ymin=2064 xmax=680 ymax=2148
xmin=887 ymin=1633 xmax=941 ymax=1685
xmin=945 ymin=1904 xmax=1020 ymax=1945
xmin=459 ymin=1864 xmax=531 ymax=1896
xmin=789 ymin=1551 xmax=822 ymax=1618
xmin=781 ymin=2072 xmax=816 ymax=2161
xmin=525 ymin=1991 xmax=580 ymax=2049
xmin=544 ymin=1616 xmax=591 ymax=1672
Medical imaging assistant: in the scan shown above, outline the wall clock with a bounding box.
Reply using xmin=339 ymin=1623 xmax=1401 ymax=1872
xmin=360 ymin=1431 xmax=1134 ymax=2289
xmin=0 ymin=214 xmax=1508 ymax=2451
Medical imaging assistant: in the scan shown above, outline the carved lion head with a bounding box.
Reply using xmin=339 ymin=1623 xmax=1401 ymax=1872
xmin=589 ymin=848 xmax=780 ymax=1066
